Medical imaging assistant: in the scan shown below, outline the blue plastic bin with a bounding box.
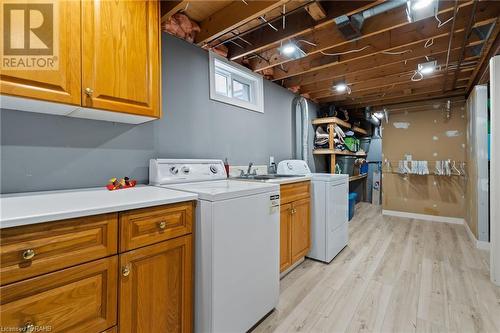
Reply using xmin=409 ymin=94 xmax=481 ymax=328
xmin=348 ymin=192 xmax=358 ymax=221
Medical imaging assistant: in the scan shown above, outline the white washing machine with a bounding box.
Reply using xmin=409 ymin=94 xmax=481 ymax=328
xmin=278 ymin=160 xmax=348 ymax=263
xmin=149 ymin=159 xmax=280 ymax=333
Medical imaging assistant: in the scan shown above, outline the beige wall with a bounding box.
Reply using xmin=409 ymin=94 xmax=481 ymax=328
xmin=382 ymin=99 xmax=467 ymax=218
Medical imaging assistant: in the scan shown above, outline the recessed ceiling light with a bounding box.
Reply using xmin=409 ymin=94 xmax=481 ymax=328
xmin=335 ymin=83 xmax=347 ymax=92
xmin=418 ymin=60 xmax=437 ymax=75
xmin=281 ymin=44 xmax=297 ymax=56
xmin=406 ymin=0 xmax=437 ymax=22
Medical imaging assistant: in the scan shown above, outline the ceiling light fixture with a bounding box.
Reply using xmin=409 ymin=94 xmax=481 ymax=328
xmin=418 ymin=60 xmax=437 ymax=75
xmin=406 ymin=0 xmax=438 ymax=22
xmin=278 ymin=41 xmax=306 ymax=60
xmin=335 ymin=83 xmax=347 ymax=92
xmin=374 ymin=111 xmax=385 ymax=119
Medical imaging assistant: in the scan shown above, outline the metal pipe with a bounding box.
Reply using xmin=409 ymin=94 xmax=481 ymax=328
xmin=361 ymin=0 xmax=406 ymax=19
xmin=442 ymin=0 xmax=460 ymax=91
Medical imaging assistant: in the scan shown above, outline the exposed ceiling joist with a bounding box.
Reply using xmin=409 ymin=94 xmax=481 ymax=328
xmin=285 ymin=35 xmax=483 ymax=88
xmin=323 ymin=85 xmax=467 ymax=107
xmin=249 ymin=1 xmax=467 ymax=73
xmin=466 ymin=19 xmax=500 ymax=93
xmin=309 ymin=69 xmax=472 ymax=100
xmin=305 ymin=2 xmax=327 ymax=21
xmin=227 ymin=1 xmax=382 ymax=60
xmin=194 ymin=0 xmax=288 ymax=44
xmin=301 ymin=49 xmax=479 ymax=96
xmin=271 ymin=2 xmax=496 ymax=82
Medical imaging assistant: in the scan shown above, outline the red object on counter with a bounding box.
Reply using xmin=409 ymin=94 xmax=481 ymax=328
xmin=106 ymin=177 xmax=137 ymax=191
xmin=224 ymin=158 xmax=230 ymax=177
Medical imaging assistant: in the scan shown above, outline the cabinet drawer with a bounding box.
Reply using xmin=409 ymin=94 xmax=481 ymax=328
xmin=280 ymin=181 xmax=311 ymax=205
xmin=0 ymin=213 xmax=118 ymax=285
xmin=120 ymin=202 xmax=194 ymax=251
xmin=0 ymin=256 xmax=117 ymax=333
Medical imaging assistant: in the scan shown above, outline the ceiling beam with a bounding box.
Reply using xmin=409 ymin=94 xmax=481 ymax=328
xmin=284 ymin=35 xmax=483 ymax=88
xmin=450 ymin=0 xmax=479 ymax=91
xmin=160 ymin=0 xmax=188 ymax=23
xmin=300 ymin=43 xmax=481 ymax=96
xmin=466 ymin=19 xmax=500 ymax=93
xmin=194 ymin=1 xmax=287 ymax=45
xmin=315 ymin=74 xmax=468 ymax=102
xmin=271 ymin=2 xmax=496 ymax=82
xmin=309 ymin=69 xmax=472 ymax=100
xmin=249 ymin=1 xmax=467 ymax=73
xmin=324 ymin=86 xmax=467 ymax=107
xmin=227 ymin=1 xmax=382 ymax=60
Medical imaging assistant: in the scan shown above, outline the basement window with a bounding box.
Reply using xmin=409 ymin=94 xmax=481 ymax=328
xmin=209 ymin=52 xmax=264 ymax=113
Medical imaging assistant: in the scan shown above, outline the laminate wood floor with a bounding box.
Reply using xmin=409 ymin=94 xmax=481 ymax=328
xmin=252 ymin=203 xmax=500 ymax=333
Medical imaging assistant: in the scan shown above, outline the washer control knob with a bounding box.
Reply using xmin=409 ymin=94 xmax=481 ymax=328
xmin=287 ymin=162 xmax=293 ymax=170
xmin=181 ymin=166 xmax=190 ymax=174
xmin=209 ymin=165 xmax=218 ymax=174
xmin=170 ymin=166 xmax=179 ymax=175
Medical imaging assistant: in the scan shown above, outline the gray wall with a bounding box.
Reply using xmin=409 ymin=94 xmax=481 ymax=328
xmin=1 ymin=34 xmax=321 ymax=194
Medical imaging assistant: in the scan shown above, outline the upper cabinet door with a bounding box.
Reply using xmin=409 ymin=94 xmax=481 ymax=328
xmin=0 ymin=1 xmax=81 ymax=105
xmin=82 ymin=0 xmax=161 ymax=118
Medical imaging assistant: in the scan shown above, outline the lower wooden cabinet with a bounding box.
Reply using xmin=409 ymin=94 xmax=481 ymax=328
xmin=279 ymin=182 xmax=311 ymax=273
xmin=119 ymin=234 xmax=193 ymax=333
xmin=280 ymin=203 xmax=292 ymax=272
xmin=0 ymin=257 xmax=117 ymax=333
xmin=291 ymin=197 xmax=311 ymax=263
xmin=0 ymin=201 xmax=195 ymax=333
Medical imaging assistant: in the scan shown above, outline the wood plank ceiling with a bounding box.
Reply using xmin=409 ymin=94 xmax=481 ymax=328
xmin=162 ymin=0 xmax=500 ymax=110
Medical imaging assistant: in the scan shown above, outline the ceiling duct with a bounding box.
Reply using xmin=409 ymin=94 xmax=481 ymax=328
xmin=334 ymin=0 xmax=406 ymax=40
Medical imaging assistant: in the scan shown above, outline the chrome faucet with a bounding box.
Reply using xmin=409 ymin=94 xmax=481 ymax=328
xmin=247 ymin=162 xmax=254 ymax=175
xmin=239 ymin=162 xmax=257 ymax=177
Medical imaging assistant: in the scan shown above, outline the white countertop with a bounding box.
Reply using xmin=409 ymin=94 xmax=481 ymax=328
xmin=0 ymin=185 xmax=198 ymax=229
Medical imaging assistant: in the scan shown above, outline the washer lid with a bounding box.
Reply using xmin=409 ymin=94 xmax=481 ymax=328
xmin=277 ymin=160 xmax=312 ymax=175
xmin=160 ymin=180 xmax=279 ymax=202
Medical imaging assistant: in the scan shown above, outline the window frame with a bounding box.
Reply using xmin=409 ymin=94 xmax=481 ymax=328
xmin=209 ymin=51 xmax=264 ymax=113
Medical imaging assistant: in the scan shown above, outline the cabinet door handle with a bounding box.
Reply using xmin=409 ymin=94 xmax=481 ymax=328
xmin=122 ymin=265 xmax=131 ymax=277
xmin=158 ymin=221 xmax=167 ymax=230
xmin=22 ymin=249 xmax=35 ymax=260
xmin=290 ymin=208 xmax=296 ymax=214
xmin=22 ymin=322 xmax=35 ymax=333
xmin=84 ymin=87 xmax=94 ymax=96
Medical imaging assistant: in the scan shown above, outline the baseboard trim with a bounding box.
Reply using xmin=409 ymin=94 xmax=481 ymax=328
xmin=382 ymin=210 xmax=464 ymax=224
xmin=461 ymin=220 xmax=490 ymax=251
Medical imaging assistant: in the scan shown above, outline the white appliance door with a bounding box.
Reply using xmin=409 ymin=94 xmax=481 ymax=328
xmin=212 ymin=191 xmax=280 ymax=332
xmin=326 ymin=181 xmax=348 ymax=261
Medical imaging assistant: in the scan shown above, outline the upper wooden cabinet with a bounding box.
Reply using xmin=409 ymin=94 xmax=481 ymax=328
xmin=0 ymin=0 xmax=161 ymax=122
xmin=82 ymin=0 xmax=160 ymax=117
xmin=0 ymin=1 xmax=81 ymax=105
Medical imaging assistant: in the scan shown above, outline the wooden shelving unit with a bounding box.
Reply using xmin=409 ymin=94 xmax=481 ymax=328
xmin=312 ymin=117 xmax=369 ymax=173
xmin=311 ymin=117 xmax=369 ymax=136
xmin=349 ymin=174 xmax=367 ymax=182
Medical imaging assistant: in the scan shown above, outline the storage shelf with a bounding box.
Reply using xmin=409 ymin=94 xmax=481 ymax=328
xmin=349 ymin=174 xmax=368 ymax=182
xmin=313 ymin=149 xmax=367 ymax=157
xmin=311 ymin=117 xmax=369 ymax=136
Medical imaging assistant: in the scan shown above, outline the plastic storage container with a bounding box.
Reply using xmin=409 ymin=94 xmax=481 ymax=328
xmin=359 ymin=138 xmax=371 ymax=153
xmin=336 ymin=156 xmax=356 ymax=175
xmin=348 ymin=192 xmax=358 ymax=221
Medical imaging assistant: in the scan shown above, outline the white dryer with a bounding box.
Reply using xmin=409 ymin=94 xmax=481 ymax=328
xmin=150 ymin=159 xmax=280 ymax=333
xmin=277 ymin=160 xmax=348 ymax=263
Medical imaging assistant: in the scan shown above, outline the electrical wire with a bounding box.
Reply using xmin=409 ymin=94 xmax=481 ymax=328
xmin=424 ymin=38 xmax=434 ymax=48
xmin=320 ymin=45 xmax=371 ymax=56
xmin=381 ymin=49 xmax=412 ymax=55
xmin=411 ymin=70 xmax=423 ymax=81
xmin=297 ymin=39 xmax=317 ymax=47
xmin=435 ymin=7 xmax=459 ymax=28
